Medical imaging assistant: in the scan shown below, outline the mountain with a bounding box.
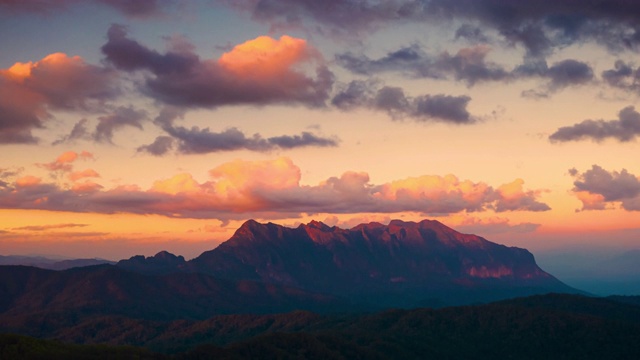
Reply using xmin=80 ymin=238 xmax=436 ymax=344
xmin=0 ymin=218 xmax=579 ymax=339
xmin=117 ymin=251 xmax=186 ymax=274
xmin=0 ymin=265 xmax=346 ymax=334
xmin=0 ymin=255 xmax=114 ymax=270
xmin=189 ymin=219 xmax=576 ymax=306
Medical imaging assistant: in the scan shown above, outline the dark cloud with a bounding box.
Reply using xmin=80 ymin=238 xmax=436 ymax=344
xmin=337 ymin=44 xmax=508 ymax=85
xmin=0 ymin=53 xmax=118 ymax=144
xmin=161 ymin=126 xmax=338 ymax=154
xmin=414 ymin=94 xmax=473 ymax=124
xmin=332 ymin=80 xmax=476 ymax=123
xmin=137 ymin=136 xmax=175 ymax=156
xmin=219 ymin=0 xmax=422 ymax=39
xmin=570 ymin=165 xmax=640 ymax=211
xmin=546 ymin=59 xmax=594 ymax=89
xmin=336 ymin=45 xmax=439 ymax=78
xmin=455 ymin=24 xmax=490 ymax=43
xmin=602 ymin=60 xmax=640 ymax=90
xmin=94 ymin=106 xmax=147 ymax=143
xmin=101 ymin=25 xmax=334 ymax=109
xmin=153 ymin=106 xmax=185 ymax=127
xmin=519 ymin=59 xmax=593 ymax=98
xmin=550 ymin=106 xmax=640 ymax=143
xmin=267 ymin=132 xmax=338 ymax=149
xmin=0 ymin=0 xmax=175 ymax=18
xmin=337 ymin=44 xmax=594 ymax=93
xmin=222 ymin=0 xmax=640 ymax=57
xmin=52 ymin=119 xmax=91 ymax=145
xmin=97 ymin=0 xmax=176 ymax=18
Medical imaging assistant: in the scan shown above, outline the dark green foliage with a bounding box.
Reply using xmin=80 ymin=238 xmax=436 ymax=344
xmin=3 ymin=294 xmax=640 ymax=359
xmin=0 ymin=333 xmax=164 ymax=360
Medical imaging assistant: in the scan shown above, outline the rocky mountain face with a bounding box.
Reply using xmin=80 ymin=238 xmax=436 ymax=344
xmin=189 ymin=219 xmax=574 ymax=306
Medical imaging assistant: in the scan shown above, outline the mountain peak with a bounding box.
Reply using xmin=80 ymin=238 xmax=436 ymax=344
xmin=305 ymin=220 xmax=332 ymax=231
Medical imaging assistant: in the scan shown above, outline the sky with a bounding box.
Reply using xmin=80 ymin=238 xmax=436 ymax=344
xmin=1 ymin=0 xmax=640 ymax=262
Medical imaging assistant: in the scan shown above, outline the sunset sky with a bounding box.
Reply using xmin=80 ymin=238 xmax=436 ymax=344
xmin=1 ymin=0 xmax=640 ymax=261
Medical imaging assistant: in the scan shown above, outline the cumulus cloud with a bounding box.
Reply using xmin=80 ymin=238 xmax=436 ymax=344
xmin=570 ymin=165 xmax=640 ymax=211
xmin=332 ymin=80 xmax=476 ymax=123
xmin=0 ymin=53 xmax=118 ymax=144
xmin=550 ymin=106 xmax=640 ymax=143
xmin=0 ymin=157 xmax=551 ymax=220
xmin=101 ymin=25 xmax=333 ymax=109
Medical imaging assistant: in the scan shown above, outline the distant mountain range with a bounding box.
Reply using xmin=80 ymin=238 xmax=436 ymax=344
xmin=0 ymin=255 xmax=114 ymax=270
xmin=0 ymin=219 xmax=632 ymax=358
xmin=0 ymin=219 xmax=578 ymax=323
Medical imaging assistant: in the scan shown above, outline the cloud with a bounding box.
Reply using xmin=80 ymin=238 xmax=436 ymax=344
xmin=221 ymin=0 xmax=640 ymax=55
xmin=12 ymin=223 xmax=89 ymax=231
xmin=338 ymin=44 xmax=593 ymax=92
xmin=94 ymin=106 xmax=147 ymax=143
xmin=101 ymin=25 xmax=333 ymax=108
xmin=602 ymin=60 xmax=640 ymax=90
xmin=0 ymin=53 xmax=118 ymax=144
xmin=137 ymin=136 xmax=175 ymax=156
xmin=337 ymin=44 xmax=509 ymax=86
xmin=550 ymin=106 xmax=640 ymax=143
xmin=332 ymin=80 xmax=476 ymax=123
xmin=545 ymin=59 xmax=594 ymax=89
xmin=0 ymin=157 xmax=551 ymax=220
xmin=0 ymin=0 xmax=176 ymax=18
xmin=570 ymin=165 xmax=640 ymax=211
xmin=218 ymin=0 xmax=419 ymax=38
xmin=138 ymin=126 xmax=338 ymax=155
xmin=69 ymin=169 xmax=100 ymax=182
xmin=494 ymin=179 xmax=551 ymax=212
xmin=52 ymin=119 xmax=91 ymax=145
xmin=454 ymin=216 xmax=541 ymax=235
xmin=38 ymin=151 xmax=94 ymax=172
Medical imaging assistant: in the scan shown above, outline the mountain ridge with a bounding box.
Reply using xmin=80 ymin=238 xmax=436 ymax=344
xmin=186 ymin=218 xmax=576 ymax=307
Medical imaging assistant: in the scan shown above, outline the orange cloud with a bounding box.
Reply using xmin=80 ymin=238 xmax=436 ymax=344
xmin=0 ymin=53 xmax=116 ymax=143
xmin=0 ymin=158 xmax=550 ymax=220
xmin=40 ymin=151 xmax=95 ymax=172
xmin=102 ymin=26 xmax=332 ymax=108
xmin=71 ymin=181 xmax=103 ymax=194
xmin=574 ymin=191 xmax=607 ymax=211
xmin=151 ymin=173 xmax=201 ymax=195
xmin=69 ymin=169 xmax=100 ymax=182
xmin=377 ymin=175 xmax=491 ymax=207
xmin=15 ymin=175 xmax=41 ymax=187
xmin=218 ymin=35 xmax=319 ymax=78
